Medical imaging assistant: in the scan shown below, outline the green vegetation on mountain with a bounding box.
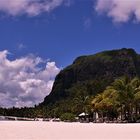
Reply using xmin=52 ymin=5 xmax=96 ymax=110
xmin=40 ymin=48 xmax=140 ymax=118
xmin=1 ymin=48 xmax=140 ymax=122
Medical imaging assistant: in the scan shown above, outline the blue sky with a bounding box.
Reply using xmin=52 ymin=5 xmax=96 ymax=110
xmin=0 ymin=0 xmax=140 ymax=67
xmin=0 ymin=0 xmax=140 ymax=107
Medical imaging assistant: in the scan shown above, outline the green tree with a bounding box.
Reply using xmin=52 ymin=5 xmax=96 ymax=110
xmin=92 ymin=89 xmax=118 ymax=121
xmin=60 ymin=113 xmax=76 ymax=122
xmin=92 ymin=77 xmax=140 ymax=122
xmin=108 ymin=77 xmax=140 ymax=121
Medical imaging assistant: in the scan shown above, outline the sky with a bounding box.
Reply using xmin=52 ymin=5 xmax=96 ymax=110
xmin=0 ymin=0 xmax=140 ymax=108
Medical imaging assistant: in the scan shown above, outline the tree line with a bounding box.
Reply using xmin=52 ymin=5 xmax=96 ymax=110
xmin=0 ymin=76 xmax=140 ymax=122
xmin=92 ymin=77 xmax=140 ymax=122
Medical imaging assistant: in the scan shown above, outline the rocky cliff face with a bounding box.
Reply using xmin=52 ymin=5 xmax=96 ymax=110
xmin=41 ymin=48 xmax=140 ymax=114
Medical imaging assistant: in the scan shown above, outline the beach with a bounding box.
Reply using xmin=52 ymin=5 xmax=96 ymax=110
xmin=0 ymin=121 xmax=139 ymax=140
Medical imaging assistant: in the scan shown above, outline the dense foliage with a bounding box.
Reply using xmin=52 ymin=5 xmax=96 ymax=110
xmin=40 ymin=48 xmax=140 ymax=117
xmin=60 ymin=113 xmax=76 ymax=122
xmin=92 ymin=77 xmax=140 ymax=122
xmin=1 ymin=48 xmax=140 ymax=122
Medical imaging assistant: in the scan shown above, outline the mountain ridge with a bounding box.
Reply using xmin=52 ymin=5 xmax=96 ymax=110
xmin=41 ymin=48 xmax=140 ymax=116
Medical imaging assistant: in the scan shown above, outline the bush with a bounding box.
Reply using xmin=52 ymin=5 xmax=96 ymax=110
xmin=60 ymin=113 xmax=76 ymax=122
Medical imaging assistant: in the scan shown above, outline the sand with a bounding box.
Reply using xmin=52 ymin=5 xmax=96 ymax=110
xmin=0 ymin=121 xmax=139 ymax=140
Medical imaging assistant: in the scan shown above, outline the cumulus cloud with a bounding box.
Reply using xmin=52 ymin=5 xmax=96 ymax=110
xmin=0 ymin=0 xmax=71 ymax=16
xmin=95 ymin=0 xmax=140 ymax=23
xmin=0 ymin=50 xmax=60 ymax=108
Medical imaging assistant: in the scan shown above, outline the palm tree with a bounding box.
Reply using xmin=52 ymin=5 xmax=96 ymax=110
xmin=131 ymin=77 xmax=140 ymax=119
xmin=74 ymin=95 xmax=91 ymax=114
xmin=106 ymin=77 xmax=140 ymax=121
xmin=92 ymin=77 xmax=140 ymax=122
xmin=92 ymin=89 xmax=118 ymax=121
xmin=108 ymin=77 xmax=132 ymax=120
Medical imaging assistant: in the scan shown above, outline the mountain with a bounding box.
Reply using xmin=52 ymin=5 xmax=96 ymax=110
xmin=41 ymin=48 xmax=140 ymax=116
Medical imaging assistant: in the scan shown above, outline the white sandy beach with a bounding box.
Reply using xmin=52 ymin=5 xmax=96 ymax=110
xmin=0 ymin=121 xmax=140 ymax=140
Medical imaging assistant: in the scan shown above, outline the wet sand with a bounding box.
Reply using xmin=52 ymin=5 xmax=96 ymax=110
xmin=0 ymin=121 xmax=139 ymax=140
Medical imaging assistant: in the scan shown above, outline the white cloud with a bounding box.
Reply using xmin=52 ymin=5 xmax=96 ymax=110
xmin=0 ymin=50 xmax=60 ymax=108
xmin=0 ymin=0 xmax=71 ymax=16
xmin=95 ymin=0 xmax=140 ymax=23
